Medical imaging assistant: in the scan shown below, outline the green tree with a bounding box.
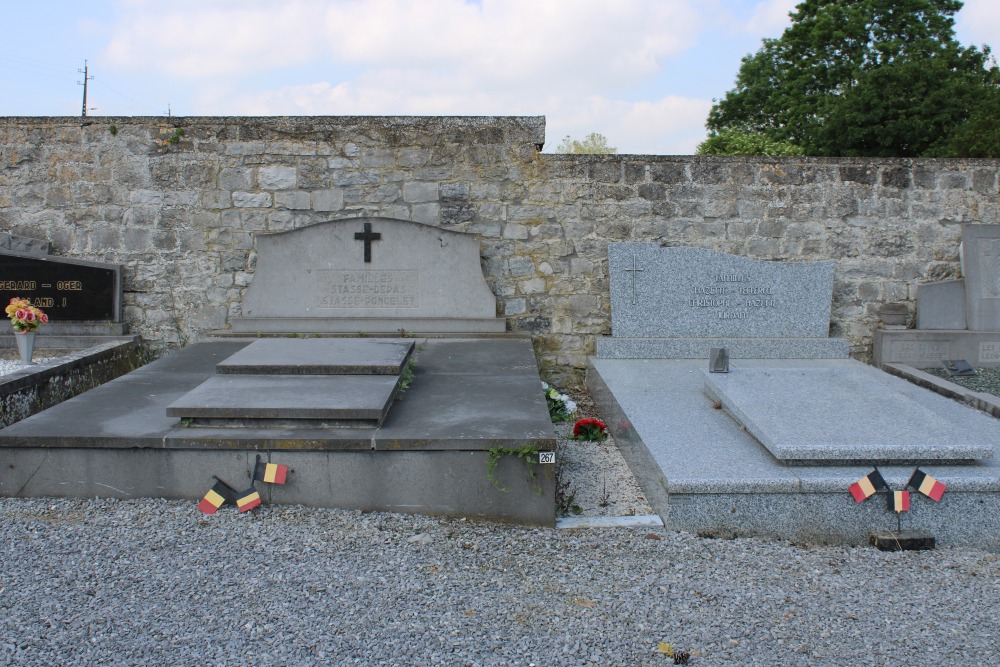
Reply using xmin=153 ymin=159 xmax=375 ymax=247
xmin=696 ymin=130 xmax=805 ymax=156
xmin=925 ymin=88 xmax=1000 ymax=157
xmin=706 ymin=0 xmax=999 ymax=157
xmin=556 ymin=132 xmax=618 ymax=154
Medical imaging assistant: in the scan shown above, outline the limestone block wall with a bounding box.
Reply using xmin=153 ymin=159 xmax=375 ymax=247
xmin=1 ymin=116 xmax=998 ymax=383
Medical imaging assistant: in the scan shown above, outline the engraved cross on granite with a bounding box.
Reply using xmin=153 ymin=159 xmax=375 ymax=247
xmin=623 ymin=253 xmax=644 ymax=305
xmin=354 ymin=222 xmax=382 ymax=263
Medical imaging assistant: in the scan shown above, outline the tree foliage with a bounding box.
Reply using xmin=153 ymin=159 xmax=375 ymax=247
xmin=696 ymin=130 xmax=805 ymax=156
xmin=705 ymin=0 xmax=1000 ymax=157
xmin=556 ymin=132 xmax=618 ymax=154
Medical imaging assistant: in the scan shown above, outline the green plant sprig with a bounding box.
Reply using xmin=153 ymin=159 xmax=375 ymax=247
xmin=486 ymin=443 xmax=542 ymax=495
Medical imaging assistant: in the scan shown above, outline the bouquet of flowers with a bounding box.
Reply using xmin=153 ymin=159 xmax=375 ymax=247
xmin=572 ymin=417 xmax=608 ymax=442
xmin=542 ymin=381 xmax=577 ymax=422
xmin=6 ymin=297 xmax=48 ymax=333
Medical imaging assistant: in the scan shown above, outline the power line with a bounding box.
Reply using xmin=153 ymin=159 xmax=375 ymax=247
xmin=0 ymin=51 xmax=76 ymax=75
xmin=92 ymin=78 xmax=158 ymax=114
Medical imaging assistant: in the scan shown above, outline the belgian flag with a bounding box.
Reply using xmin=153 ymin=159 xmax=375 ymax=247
xmin=907 ymin=468 xmax=946 ymax=502
xmin=236 ymin=487 xmax=262 ymax=512
xmin=848 ymin=468 xmax=887 ymax=502
xmin=198 ymin=480 xmax=235 ymax=514
xmin=253 ymin=460 xmax=289 ymax=485
xmin=889 ymin=490 xmax=911 ymax=513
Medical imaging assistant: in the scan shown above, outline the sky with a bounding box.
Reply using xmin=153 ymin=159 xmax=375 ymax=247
xmin=3 ymin=0 xmax=999 ymax=155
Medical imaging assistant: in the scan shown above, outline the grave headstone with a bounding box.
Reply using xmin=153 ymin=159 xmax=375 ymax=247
xmin=0 ymin=250 xmax=121 ymax=321
xmin=916 ymin=280 xmax=966 ymax=330
xmin=961 ymin=224 xmax=1000 ymax=331
xmin=877 ymin=223 xmax=1000 ymax=368
xmin=232 ymin=217 xmax=505 ymax=333
xmin=597 ymin=243 xmax=848 ymax=359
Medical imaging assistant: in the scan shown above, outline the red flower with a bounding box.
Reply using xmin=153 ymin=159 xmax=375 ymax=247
xmin=573 ymin=418 xmax=608 ymax=440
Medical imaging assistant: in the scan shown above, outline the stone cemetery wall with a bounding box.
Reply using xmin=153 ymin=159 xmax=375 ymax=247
xmin=1 ymin=116 xmax=998 ymax=382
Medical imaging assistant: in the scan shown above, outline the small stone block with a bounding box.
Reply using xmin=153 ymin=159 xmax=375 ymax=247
xmin=942 ymin=359 xmax=976 ymax=377
xmin=216 ymin=338 xmax=414 ymax=375
xmin=709 ymin=347 xmax=729 ymax=373
xmin=870 ymin=530 xmax=935 ymax=551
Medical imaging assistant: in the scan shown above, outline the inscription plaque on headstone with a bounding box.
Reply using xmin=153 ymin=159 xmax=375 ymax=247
xmin=0 ymin=251 xmax=121 ymax=321
xmin=607 ymin=244 xmax=835 ymax=338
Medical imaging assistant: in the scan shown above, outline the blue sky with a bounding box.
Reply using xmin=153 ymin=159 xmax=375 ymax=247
xmin=3 ymin=0 xmax=998 ymax=154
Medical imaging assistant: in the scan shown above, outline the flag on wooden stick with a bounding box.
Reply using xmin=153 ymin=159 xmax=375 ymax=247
xmin=849 ymin=468 xmax=887 ymax=502
xmin=253 ymin=460 xmax=289 ymax=485
xmin=907 ymin=468 xmax=946 ymax=502
xmin=198 ymin=479 xmax=236 ymax=515
xmin=889 ymin=490 xmax=911 ymax=513
xmin=236 ymin=487 xmax=262 ymax=512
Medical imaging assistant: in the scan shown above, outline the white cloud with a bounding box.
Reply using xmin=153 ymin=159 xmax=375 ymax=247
xmin=743 ymin=0 xmax=797 ymax=36
xmin=102 ymin=0 xmax=699 ymax=87
xmin=955 ymin=0 xmax=1000 ymax=49
xmin=100 ymin=0 xmax=717 ymax=153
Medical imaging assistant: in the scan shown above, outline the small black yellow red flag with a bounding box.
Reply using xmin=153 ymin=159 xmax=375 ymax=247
xmin=907 ymin=468 xmax=946 ymax=502
xmin=849 ymin=468 xmax=887 ymax=502
xmin=236 ymin=487 xmax=262 ymax=512
xmin=890 ymin=490 xmax=911 ymax=513
xmin=253 ymin=460 xmax=289 ymax=485
xmin=198 ymin=479 xmax=235 ymax=515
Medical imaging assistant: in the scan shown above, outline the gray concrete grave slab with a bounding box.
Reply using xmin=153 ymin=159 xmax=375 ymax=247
xmin=962 ymin=224 xmax=1000 ymax=331
xmin=916 ymin=279 xmax=967 ymax=330
xmin=703 ymin=361 xmax=996 ymax=464
xmin=587 ymin=357 xmax=1000 ymax=550
xmin=215 ymin=338 xmax=414 ymax=375
xmin=165 ymin=374 xmax=401 ymax=426
xmin=0 ymin=337 xmax=556 ymax=525
xmin=230 ymin=217 xmax=505 ymax=333
xmin=607 ymin=243 xmax=835 ymax=339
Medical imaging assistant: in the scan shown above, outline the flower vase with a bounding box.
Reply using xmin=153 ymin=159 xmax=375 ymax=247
xmin=15 ymin=331 xmax=36 ymax=364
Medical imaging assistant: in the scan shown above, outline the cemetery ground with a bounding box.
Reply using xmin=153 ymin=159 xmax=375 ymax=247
xmin=1 ymin=384 xmax=998 ymax=666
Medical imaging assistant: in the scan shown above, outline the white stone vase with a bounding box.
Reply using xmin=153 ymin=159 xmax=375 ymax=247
xmin=15 ymin=330 xmax=36 ymax=364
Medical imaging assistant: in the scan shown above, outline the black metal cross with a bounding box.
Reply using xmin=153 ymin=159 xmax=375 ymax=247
xmin=354 ymin=222 xmax=381 ymax=263
xmin=624 ymin=253 xmax=644 ymax=305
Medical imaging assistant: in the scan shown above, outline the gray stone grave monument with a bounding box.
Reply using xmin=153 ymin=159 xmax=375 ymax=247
xmin=0 ymin=218 xmax=555 ymax=525
xmin=598 ymin=244 xmax=849 ymax=359
xmin=231 ymin=217 xmax=505 ymax=334
xmin=876 ymin=224 xmax=1000 ymax=368
xmin=590 ymin=243 xmax=1000 ymax=550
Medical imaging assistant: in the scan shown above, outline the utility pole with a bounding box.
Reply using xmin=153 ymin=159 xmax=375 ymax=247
xmin=78 ymin=60 xmax=94 ymax=117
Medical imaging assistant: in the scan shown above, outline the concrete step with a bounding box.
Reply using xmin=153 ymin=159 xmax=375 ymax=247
xmin=215 ymin=338 xmax=414 ymax=375
xmin=166 ymin=374 xmax=401 ymax=428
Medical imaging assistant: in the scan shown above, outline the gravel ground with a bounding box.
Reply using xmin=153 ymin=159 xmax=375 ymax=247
xmin=0 ymin=357 xmax=59 ymax=374
xmin=554 ymin=422 xmax=654 ymax=519
xmin=1 ymin=497 xmax=997 ymax=667
xmin=924 ymin=367 xmax=1000 ymax=397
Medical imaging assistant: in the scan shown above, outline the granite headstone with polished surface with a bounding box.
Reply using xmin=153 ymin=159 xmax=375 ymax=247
xmin=597 ymin=243 xmax=848 ymax=358
xmin=0 ymin=250 xmax=121 ymax=321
